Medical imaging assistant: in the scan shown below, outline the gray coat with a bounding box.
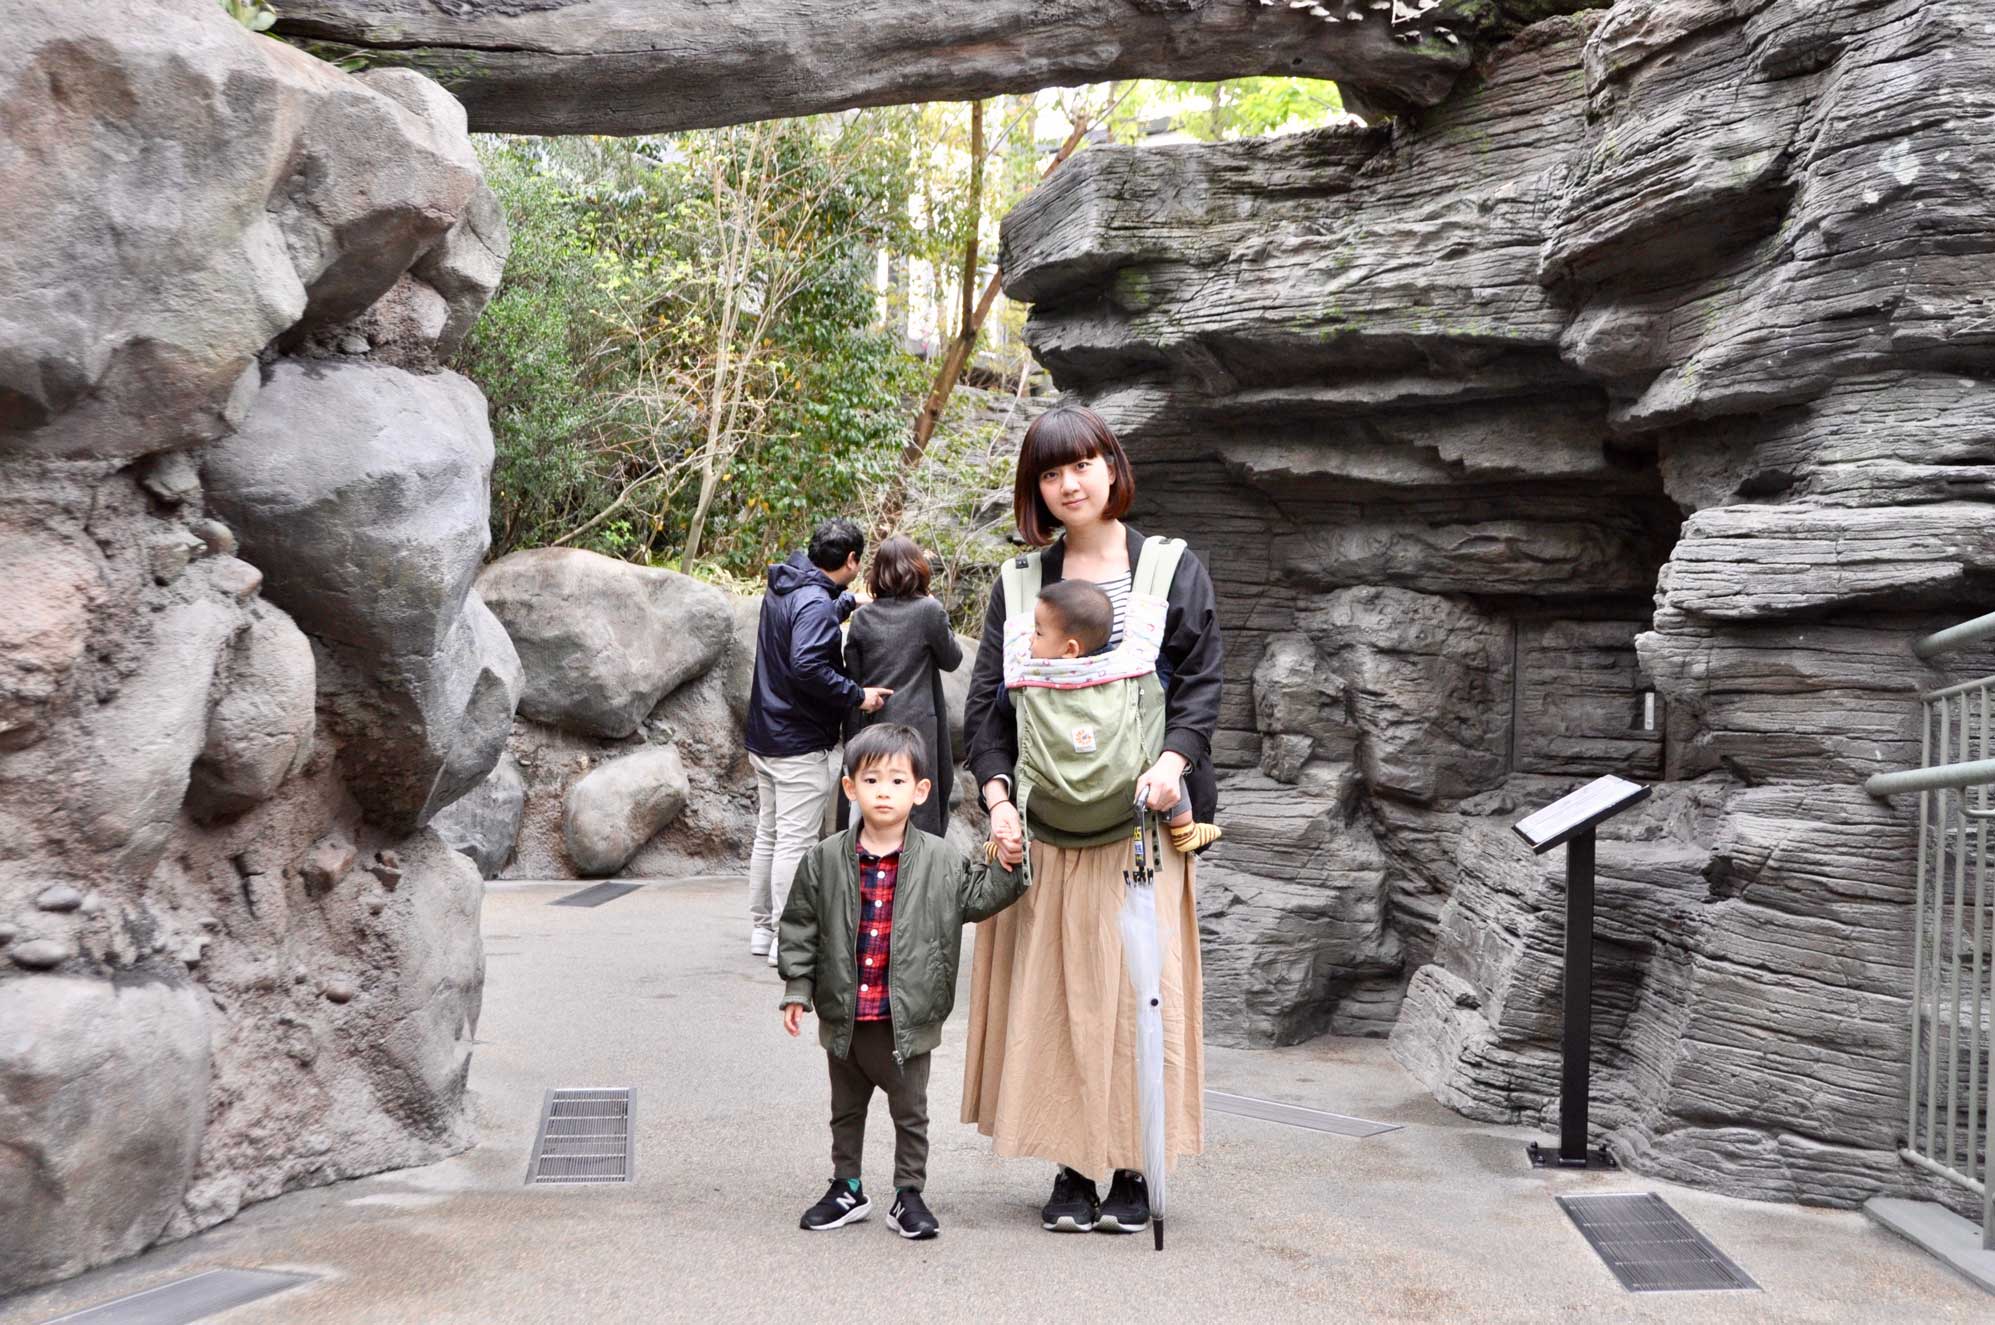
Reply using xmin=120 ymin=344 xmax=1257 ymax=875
xmin=842 ymin=595 xmax=963 ymax=838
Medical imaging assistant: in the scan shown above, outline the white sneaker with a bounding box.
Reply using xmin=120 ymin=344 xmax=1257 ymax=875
xmin=767 ymin=948 xmax=780 ymax=967
xmin=750 ymin=927 xmax=774 ymax=956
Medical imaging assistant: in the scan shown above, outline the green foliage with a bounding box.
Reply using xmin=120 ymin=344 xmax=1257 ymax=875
xmin=220 ymin=0 xmax=278 ymax=32
xmin=467 ymin=123 xmax=934 ymax=580
xmin=461 ymin=141 xmax=635 ymax=558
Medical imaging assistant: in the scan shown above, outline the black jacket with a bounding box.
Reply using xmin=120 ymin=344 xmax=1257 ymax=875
xmin=965 ymin=523 xmax=1223 ymax=825
xmin=744 ymin=553 xmax=861 ymax=758
xmin=841 ymin=596 xmax=963 ymax=838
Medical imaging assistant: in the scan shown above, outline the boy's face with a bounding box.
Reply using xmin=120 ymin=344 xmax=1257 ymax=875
xmin=842 ymin=753 xmax=930 ymax=832
xmin=1030 ymin=600 xmax=1083 ymax=660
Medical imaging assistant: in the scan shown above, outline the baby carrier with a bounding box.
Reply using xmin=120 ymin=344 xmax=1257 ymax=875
xmin=1000 ymin=536 xmax=1186 ymax=849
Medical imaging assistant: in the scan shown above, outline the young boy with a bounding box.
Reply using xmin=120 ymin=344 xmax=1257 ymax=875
xmin=778 ymin=723 xmax=1027 ymax=1239
xmin=1029 ymin=580 xmax=1223 ymax=853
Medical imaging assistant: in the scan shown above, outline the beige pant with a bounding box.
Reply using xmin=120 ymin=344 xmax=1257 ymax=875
xmin=748 ymin=748 xmax=839 ymax=932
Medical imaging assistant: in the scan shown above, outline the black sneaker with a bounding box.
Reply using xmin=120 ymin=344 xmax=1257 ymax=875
xmin=799 ymin=1179 xmax=870 ymax=1230
xmin=888 ymin=1189 xmax=940 ymax=1240
xmin=1097 ymin=1169 xmax=1150 ymax=1233
xmin=1040 ymin=1167 xmax=1099 ymax=1232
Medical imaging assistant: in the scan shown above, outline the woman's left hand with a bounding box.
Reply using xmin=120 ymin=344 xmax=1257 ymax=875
xmin=1136 ymin=752 xmax=1189 ymax=811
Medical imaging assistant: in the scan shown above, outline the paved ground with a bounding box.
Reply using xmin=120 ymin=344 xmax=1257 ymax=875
xmin=6 ymin=876 xmax=1989 ymax=1324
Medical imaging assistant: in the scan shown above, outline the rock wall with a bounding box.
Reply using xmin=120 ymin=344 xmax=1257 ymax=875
xmin=1 ymin=4 xmax=512 ymax=1292
xmin=998 ymin=0 xmax=1995 ymax=1212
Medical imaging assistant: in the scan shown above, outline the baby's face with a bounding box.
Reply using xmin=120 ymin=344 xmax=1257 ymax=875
xmin=1030 ymin=601 xmax=1081 ymax=660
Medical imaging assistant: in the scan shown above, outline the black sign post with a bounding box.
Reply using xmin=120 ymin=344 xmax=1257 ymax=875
xmin=1512 ymin=774 xmax=1651 ymax=1171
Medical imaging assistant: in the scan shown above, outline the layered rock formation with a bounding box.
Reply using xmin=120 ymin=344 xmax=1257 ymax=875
xmin=1 ymin=3 xmax=510 ymax=1292
xmin=999 ymin=0 xmax=1995 ymax=1212
xmin=274 ymin=0 xmax=1519 ymax=134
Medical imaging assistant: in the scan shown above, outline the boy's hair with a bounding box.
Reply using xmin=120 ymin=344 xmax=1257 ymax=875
xmin=867 ymin=534 xmax=931 ymax=600
xmin=843 ymin=723 xmax=929 ymax=784
xmin=1037 ymin=579 xmax=1114 ymax=655
xmin=807 ymin=517 xmax=865 ymax=572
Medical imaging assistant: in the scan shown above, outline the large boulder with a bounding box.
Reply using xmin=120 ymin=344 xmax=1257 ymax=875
xmin=202 ymin=360 xmax=493 ymax=659
xmin=563 ymin=745 xmax=692 ymax=876
xmin=431 ymin=752 xmax=526 ymax=879
xmin=479 ymin=548 xmax=735 ymax=739
xmin=314 ymin=590 xmax=524 ymax=831
xmin=0 ymin=976 xmax=210 ymax=1289
xmin=204 ymin=361 xmax=515 ymax=829
xmin=188 ymin=602 xmax=317 ymax=823
xmin=1 ymin=3 xmax=479 ymax=457
xmin=73 ymin=594 xmax=240 ymax=877
xmin=413 ymin=183 xmax=511 ymax=359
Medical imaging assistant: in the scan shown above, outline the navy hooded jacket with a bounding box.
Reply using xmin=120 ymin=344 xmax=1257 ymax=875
xmin=744 ymin=552 xmax=863 ymax=758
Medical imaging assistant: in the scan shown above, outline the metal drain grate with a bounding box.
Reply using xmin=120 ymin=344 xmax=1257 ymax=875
xmin=1204 ymin=1090 xmax=1400 ymax=1138
xmin=526 ymin=1087 xmax=635 ymax=1184
xmin=43 ymin=1268 xmax=314 ymax=1324
xmin=551 ymin=882 xmax=640 ymax=908
xmin=1558 ymin=1193 xmax=1759 ymax=1293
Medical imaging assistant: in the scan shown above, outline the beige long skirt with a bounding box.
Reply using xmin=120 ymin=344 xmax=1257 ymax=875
xmin=960 ymin=833 xmax=1204 ymax=1180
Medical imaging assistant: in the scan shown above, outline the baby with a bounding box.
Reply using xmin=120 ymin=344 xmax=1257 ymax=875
xmin=1030 ymin=579 xmax=1222 ymax=854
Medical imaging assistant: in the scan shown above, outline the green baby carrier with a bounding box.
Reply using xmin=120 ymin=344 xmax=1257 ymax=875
xmin=1000 ymin=536 xmax=1186 ymax=850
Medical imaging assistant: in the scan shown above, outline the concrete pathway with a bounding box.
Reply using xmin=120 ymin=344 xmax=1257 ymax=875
xmin=6 ymin=877 xmax=1987 ymax=1324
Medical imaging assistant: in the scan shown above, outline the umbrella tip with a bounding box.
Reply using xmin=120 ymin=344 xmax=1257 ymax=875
xmin=1153 ymin=1218 xmax=1164 ymax=1251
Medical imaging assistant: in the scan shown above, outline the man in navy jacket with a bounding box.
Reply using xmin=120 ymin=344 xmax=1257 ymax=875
xmin=746 ymin=518 xmax=891 ymax=964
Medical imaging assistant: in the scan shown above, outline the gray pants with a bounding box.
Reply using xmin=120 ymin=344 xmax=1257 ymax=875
xmin=829 ymin=1021 xmax=931 ymax=1193
xmin=748 ymin=748 xmax=839 ymax=933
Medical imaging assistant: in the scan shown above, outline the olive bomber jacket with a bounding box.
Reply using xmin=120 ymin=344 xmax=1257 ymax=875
xmin=778 ymin=825 xmax=1027 ymax=1063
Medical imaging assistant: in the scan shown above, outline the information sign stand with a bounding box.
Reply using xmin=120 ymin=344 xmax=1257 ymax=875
xmin=1512 ymin=775 xmax=1651 ymax=1171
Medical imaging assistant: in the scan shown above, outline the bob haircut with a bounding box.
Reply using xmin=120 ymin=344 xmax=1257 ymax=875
xmin=867 ymin=534 xmax=932 ymax=601
xmin=843 ymin=722 xmax=929 ymax=784
xmin=1012 ymin=405 xmax=1135 ymax=547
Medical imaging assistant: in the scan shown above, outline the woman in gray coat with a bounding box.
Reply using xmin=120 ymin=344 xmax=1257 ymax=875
xmin=842 ymin=536 xmax=963 ymax=838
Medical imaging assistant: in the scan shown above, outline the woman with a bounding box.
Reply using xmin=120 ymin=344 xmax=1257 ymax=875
xmin=842 ymin=535 xmax=963 ymax=839
xmin=961 ymin=404 xmax=1222 ymax=1234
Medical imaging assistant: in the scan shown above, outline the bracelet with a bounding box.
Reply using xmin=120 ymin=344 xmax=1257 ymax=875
xmin=985 ymin=796 xmax=1013 ymax=812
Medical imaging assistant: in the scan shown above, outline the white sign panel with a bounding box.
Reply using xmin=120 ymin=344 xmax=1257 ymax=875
xmin=1513 ymin=775 xmax=1650 ymax=854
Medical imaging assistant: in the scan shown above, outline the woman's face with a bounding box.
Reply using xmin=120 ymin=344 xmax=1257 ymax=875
xmin=1037 ymin=451 xmax=1114 ymax=531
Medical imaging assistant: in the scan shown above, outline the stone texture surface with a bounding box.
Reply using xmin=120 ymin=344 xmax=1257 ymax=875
xmin=0 ymin=977 xmax=209 ymax=1288
xmin=996 ymin=0 xmax=1995 ymax=1214
xmin=0 ymin=3 xmax=499 ymax=1295
xmin=563 ymin=746 xmax=693 ymax=877
xmin=477 ymin=549 xmax=735 ymax=740
xmin=0 ymin=1 xmax=478 ymax=459
xmin=276 ymin=0 xmax=1510 ymax=134
xmin=431 ymin=752 xmax=527 ymax=879
xmin=204 ymin=361 xmax=519 ymax=830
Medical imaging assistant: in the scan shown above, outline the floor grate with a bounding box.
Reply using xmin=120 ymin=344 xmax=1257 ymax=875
xmin=41 ymin=1268 xmax=314 ymax=1324
xmin=551 ymin=882 xmax=640 ymax=908
xmin=526 ymin=1087 xmax=635 ymax=1184
xmin=1204 ymin=1090 xmax=1400 ymax=1138
xmin=1558 ymin=1193 xmax=1760 ymax=1293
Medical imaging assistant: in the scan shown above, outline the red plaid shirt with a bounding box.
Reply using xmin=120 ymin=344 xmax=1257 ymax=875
xmin=854 ymin=843 xmax=899 ymax=1022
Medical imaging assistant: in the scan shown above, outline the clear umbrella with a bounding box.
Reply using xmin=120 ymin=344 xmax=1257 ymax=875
xmin=1120 ymin=806 xmax=1169 ymax=1250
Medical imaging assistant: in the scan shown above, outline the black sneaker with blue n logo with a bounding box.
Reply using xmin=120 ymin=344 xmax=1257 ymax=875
xmin=800 ymin=1178 xmax=871 ymax=1230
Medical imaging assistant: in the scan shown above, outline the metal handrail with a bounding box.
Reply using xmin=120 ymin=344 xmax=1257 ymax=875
xmin=1867 ymin=756 xmax=1995 ymax=797
xmin=1916 ymin=611 xmax=1995 ymax=659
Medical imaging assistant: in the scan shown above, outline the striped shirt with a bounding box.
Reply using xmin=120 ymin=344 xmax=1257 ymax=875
xmin=1093 ymin=572 xmax=1132 ymax=648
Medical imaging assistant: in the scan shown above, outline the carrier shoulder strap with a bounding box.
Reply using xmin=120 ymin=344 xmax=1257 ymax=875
xmin=1132 ymin=536 xmax=1187 ymax=601
xmin=1000 ymin=549 xmax=1044 ymax=621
